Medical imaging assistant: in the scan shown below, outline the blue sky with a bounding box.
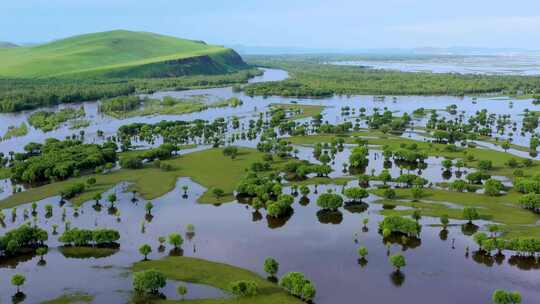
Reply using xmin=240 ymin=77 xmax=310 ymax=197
xmin=3 ymin=0 xmax=540 ymax=49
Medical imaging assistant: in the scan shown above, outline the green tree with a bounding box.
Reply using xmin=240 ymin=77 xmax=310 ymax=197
xmin=440 ymin=214 xmax=449 ymax=228
xmin=168 ymin=233 xmax=184 ymax=249
xmin=11 ymin=274 xmax=25 ymax=293
xmin=177 ymin=284 xmax=188 ymax=300
xmin=343 ymin=187 xmax=369 ymax=203
xmin=484 ymin=179 xmax=504 ymax=196
xmin=389 ymin=254 xmax=406 ymax=271
xmin=463 ymin=207 xmax=480 ymax=224
xmin=145 ymin=201 xmax=154 ymax=215
xmin=358 ymin=246 xmax=368 ymax=258
xmin=133 ymin=269 xmax=166 ymax=295
xmin=107 ymin=193 xmax=117 ymax=207
xmin=316 ymin=193 xmax=343 ymax=211
xmin=139 ymin=244 xmax=152 ymax=260
xmin=263 ymin=257 xmax=280 ymax=277
xmin=229 ymin=280 xmax=258 ymax=297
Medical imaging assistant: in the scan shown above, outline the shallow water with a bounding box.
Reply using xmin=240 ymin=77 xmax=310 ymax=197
xmin=1 ymin=178 xmax=539 ymax=303
xmin=0 ymin=69 xmax=538 ymax=155
xmin=331 ymin=54 xmax=540 ymax=75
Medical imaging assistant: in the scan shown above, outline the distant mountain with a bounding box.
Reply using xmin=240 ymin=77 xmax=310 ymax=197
xmin=0 ymin=30 xmax=247 ymax=78
xmin=0 ymin=41 xmax=18 ymax=48
xmin=231 ymin=44 xmax=540 ymax=56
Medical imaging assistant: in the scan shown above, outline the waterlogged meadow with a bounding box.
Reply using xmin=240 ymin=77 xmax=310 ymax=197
xmin=1 ymin=68 xmax=540 ymax=303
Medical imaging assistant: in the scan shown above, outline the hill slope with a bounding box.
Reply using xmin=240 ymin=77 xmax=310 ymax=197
xmin=0 ymin=30 xmax=247 ymax=78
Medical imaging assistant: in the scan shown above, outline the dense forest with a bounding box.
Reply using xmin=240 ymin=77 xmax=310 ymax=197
xmin=243 ymin=55 xmax=540 ymax=97
xmin=0 ymin=69 xmax=260 ymax=113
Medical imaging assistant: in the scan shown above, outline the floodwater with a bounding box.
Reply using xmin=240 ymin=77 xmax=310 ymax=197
xmin=331 ymin=53 xmax=540 ymax=75
xmin=1 ymin=178 xmax=539 ymax=303
xmin=0 ymin=68 xmax=540 ymax=303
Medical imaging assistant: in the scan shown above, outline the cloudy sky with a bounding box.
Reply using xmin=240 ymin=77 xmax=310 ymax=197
xmin=2 ymin=0 xmax=540 ymax=49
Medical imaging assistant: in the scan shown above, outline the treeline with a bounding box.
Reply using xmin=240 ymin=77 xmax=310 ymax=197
xmin=0 ymin=69 xmax=261 ymax=113
xmin=10 ymin=139 xmax=118 ymax=184
xmin=243 ymin=55 xmax=540 ymax=97
xmin=99 ymin=96 xmax=142 ymax=113
xmin=0 ymin=224 xmax=48 ymax=257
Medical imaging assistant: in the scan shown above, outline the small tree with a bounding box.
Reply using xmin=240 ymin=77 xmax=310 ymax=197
xmin=389 ymin=254 xmax=406 ymax=272
xmin=484 ymin=179 xmax=504 ymax=196
xmin=11 ymin=274 xmax=25 ymax=293
xmin=463 ymin=207 xmax=480 ymax=224
xmin=300 ymin=185 xmax=310 ymax=197
xmin=263 ymin=257 xmax=279 ymax=278
xmin=36 ymin=247 xmax=48 ymax=261
xmin=139 ymin=244 xmax=152 ymax=260
xmin=229 ymin=280 xmax=258 ymax=297
xmin=343 ymin=187 xmax=369 ymax=203
xmin=358 ymin=246 xmax=368 ymax=258
xmin=212 ymin=188 xmax=225 ymax=199
xmin=168 ymin=233 xmax=184 ymax=249
xmin=107 ymin=193 xmax=117 ymax=207
xmin=133 ymin=269 xmax=166 ymax=295
xmin=440 ymin=214 xmax=449 ymax=228
xmin=177 ymin=284 xmax=188 ymax=300
xmin=145 ymin=201 xmax=154 ymax=215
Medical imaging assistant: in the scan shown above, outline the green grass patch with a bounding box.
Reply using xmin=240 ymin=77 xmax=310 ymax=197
xmin=0 ymin=147 xmax=268 ymax=209
xmin=28 ymin=107 xmax=85 ymax=132
xmin=370 ymin=188 xmax=540 ymax=238
xmin=2 ymin=122 xmax=28 ymax=140
xmin=270 ymin=103 xmax=325 ymax=120
xmin=132 ymin=256 xmax=302 ymax=304
xmin=41 ymin=292 xmax=94 ymax=304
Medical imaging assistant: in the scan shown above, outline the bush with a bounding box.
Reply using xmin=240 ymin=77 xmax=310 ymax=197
xmin=120 ymin=156 xmax=143 ymax=169
xmin=229 ymin=280 xmax=258 ymax=297
xmin=133 ymin=269 xmax=167 ymax=294
xmin=378 ymin=216 xmax=421 ymax=237
xmin=383 ymin=189 xmax=396 ymax=199
xmin=0 ymin=224 xmax=48 ymax=256
xmin=60 ymin=183 xmax=86 ymax=199
xmin=280 ymin=272 xmax=316 ymax=301
xmin=316 ymin=193 xmax=344 ymax=211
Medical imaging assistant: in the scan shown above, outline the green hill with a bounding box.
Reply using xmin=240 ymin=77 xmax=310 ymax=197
xmin=0 ymin=30 xmax=247 ymax=78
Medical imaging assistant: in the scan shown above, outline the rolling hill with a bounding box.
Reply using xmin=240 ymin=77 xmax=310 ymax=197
xmin=0 ymin=30 xmax=247 ymax=78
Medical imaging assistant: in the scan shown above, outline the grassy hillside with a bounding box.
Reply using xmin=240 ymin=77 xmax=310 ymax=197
xmin=0 ymin=30 xmax=246 ymax=78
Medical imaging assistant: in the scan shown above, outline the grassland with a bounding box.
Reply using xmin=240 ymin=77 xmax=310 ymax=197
xmin=370 ymin=188 xmax=540 ymax=238
xmin=0 ymin=147 xmax=268 ymax=209
xmin=270 ymin=103 xmax=325 ymax=120
xmin=132 ymin=256 xmax=302 ymax=304
xmin=2 ymin=123 xmax=28 ymax=140
xmin=0 ymin=30 xmax=245 ymax=78
xmin=41 ymin=292 xmax=94 ymax=304
xmin=101 ymin=96 xmax=240 ymax=119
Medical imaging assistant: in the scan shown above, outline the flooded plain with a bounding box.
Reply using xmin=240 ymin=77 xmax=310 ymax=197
xmin=0 ymin=68 xmax=540 ymax=303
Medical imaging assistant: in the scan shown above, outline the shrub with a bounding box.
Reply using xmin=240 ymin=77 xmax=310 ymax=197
xmin=229 ymin=280 xmax=258 ymax=297
xmin=133 ymin=269 xmax=166 ymax=294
